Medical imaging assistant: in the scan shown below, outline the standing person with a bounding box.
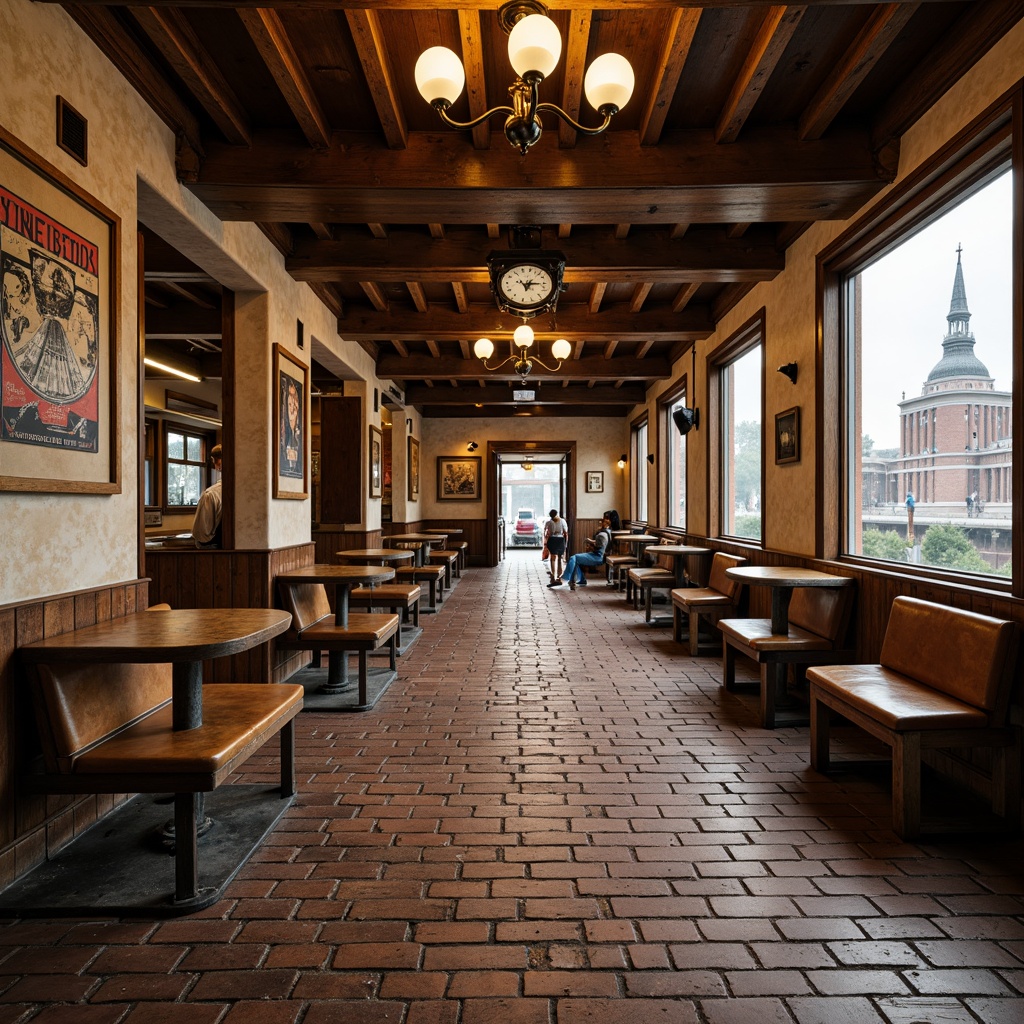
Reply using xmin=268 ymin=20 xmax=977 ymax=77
xmin=192 ymin=444 xmax=223 ymax=548
xmin=543 ymin=509 xmax=569 ymax=585
xmin=552 ymin=516 xmax=611 ymax=591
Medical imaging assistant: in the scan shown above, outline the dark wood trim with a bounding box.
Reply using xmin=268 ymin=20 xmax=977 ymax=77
xmin=1013 ymin=84 xmax=1024 ymax=589
xmin=137 ymin=231 xmax=147 ymax=579
xmin=221 ymin=290 xmax=235 ymax=550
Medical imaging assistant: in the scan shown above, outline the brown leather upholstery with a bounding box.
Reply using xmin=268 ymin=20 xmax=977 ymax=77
xmin=719 ymin=619 xmax=835 ymax=652
xmin=707 ymin=553 xmax=745 ymax=602
xmin=879 ymin=596 xmax=1017 ymax=716
xmin=349 ymin=584 xmax=421 ymax=605
xmin=672 ymin=588 xmax=734 ymax=611
xmin=279 ymin=582 xmax=332 ymax=633
xmin=298 ymin=613 xmax=398 ymax=647
xmin=788 ymin=587 xmax=854 ymax=644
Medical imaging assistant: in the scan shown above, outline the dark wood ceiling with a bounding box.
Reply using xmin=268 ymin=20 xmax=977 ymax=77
xmin=94 ymin=0 xmax=1023 ymax=416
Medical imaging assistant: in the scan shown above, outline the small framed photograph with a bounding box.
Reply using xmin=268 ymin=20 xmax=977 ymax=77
xmin=369 ymin=425 xmax=382 ymax=498
xmin=408 ymin=436 xmax=420 ymax=501
xmin=273 ymin=343 xmax=309 ymax=499
xmin=586 ymin=470 xmax=604 ymax=493
xmin=437 ymin=455 xmax=481 ymax=501
xmin=775 ymin=406 xmax=800 ymax=465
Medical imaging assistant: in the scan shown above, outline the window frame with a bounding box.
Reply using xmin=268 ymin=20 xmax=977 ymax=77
xmin=709 ymin=309 xmax=766 ymax=545
xmin=818 ymin=87 xmax=1021 ymax=591
xmin=161 ymin=420 xmax=214 ymax=513
xmin=630 ymin=412 xmax=649 ymax=523
xmin=658 ymin=370 xmax=691 ymax=531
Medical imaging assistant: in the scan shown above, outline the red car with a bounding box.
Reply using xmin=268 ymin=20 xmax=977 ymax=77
xmin=513 ymin=508 xmax=541 ymax=546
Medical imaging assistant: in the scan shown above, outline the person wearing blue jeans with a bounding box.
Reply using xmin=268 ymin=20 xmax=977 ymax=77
xmin=552 ymin=516 xmax=611 ymax=591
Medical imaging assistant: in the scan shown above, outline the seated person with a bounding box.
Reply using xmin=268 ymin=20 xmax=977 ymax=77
xmin=192 ymin=444 xmax=223 ymax=548
xmin=552 ymin=516 xmax=611 ymax=591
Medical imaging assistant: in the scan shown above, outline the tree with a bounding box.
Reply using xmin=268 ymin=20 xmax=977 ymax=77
xmin=920 ymin=524 xmax=990 ymax=573
xmin=862 ymin=434 xmax=875 ymax=455
xmin=861 ymin=528 xmax=907 ymax=561
xmin=733 ymin=420 xmax=761 ymax=510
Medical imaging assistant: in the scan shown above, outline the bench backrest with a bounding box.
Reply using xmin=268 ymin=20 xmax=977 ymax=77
xmin=708 ymin=553 xmax=746 ymax=601
xmin=880 ymin=596 xmax=1019 ymax=718
xmin=33 ymin=662 xmax=172 ymax=774
xmin=788 ymin=585 xmax=855 ymax=645
xmin=279 ymin=582 xmax=332 ymax=633
xmin=651 ymin=539 xmax=674 ymax=571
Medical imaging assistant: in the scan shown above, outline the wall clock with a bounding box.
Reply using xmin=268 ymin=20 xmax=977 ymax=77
xmin=487 ymin=250 xmax=566 ymax=318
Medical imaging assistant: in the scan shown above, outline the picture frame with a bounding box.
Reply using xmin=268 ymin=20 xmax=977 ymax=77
xmin=407 ymin=435 xmax=420 ymax=501
xmin=0 ymin=126 xmax=121 ymax=493
xmin=369 ymin=424 xmax=382 ymax=498
xmin=272 ymin=343 xmax=308 ymax=499
xmin=437 ymin=455 xmax=481 ymax=501
xmin=775 ymin=406 xmax=800 ymax=465
xmin=586 ymin=470 xmax=604 ymax=494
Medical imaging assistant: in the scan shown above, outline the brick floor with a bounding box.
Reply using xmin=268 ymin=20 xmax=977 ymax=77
xmin=2 ymin=550 xmax=1024 ymax=1022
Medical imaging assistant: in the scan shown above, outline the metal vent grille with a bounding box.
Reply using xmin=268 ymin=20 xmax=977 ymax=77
xmin=56 ymin=97 xmax=88 ymax=166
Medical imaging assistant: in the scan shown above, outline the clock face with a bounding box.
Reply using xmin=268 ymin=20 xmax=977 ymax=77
xmin=498 ymin=264 xmax=554 ymax=308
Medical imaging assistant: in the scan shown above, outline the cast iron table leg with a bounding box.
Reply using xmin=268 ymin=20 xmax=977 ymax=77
xmin=324 ymin=583 xmax=352 ymax=694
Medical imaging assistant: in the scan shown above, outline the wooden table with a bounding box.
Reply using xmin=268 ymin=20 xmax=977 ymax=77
xmin=384 ymin=533 xmax=444 ymax=566
xmin=336 ymin=548 xmax=415 ymax=567
xmin=424 ymin=528 xmax=461 ymax=550
xmin=725 ymin=565 xmax=854 ymax=635
xmin=653 ymin=544 xmax=712 ymax=589
xmin=275 ymin=564 xmax=394 ymax=692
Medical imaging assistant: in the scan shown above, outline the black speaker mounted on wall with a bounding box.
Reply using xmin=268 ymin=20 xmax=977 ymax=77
xmin=672 ymin=406 xmax=699 ymax=435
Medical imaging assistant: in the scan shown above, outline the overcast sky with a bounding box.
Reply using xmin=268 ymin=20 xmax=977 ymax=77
xmin=859 ymin=171 xmax=1012 ymax=450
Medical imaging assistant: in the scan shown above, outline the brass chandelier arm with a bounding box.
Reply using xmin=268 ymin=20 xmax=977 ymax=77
xmin=535 ymin=103 xmax=616 ymax=136
xmin=433 ymin=102 xmax=515 ymax=132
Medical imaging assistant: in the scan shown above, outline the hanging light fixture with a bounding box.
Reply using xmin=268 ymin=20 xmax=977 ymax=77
xmin=521 ymin=461 xmax=534 ymax=471
xmin=473 ymin=324 xmax=571 ymax=380
xmin=414 ymin=1 xmax=634 ymax=155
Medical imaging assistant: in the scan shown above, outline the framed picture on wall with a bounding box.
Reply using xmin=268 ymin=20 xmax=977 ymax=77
xmin=775 ymin=406 xmax=800 ymax=465
xmin=437 ymin=456 xmax=481 ymax=501
xmin=0 ymin=126 xmax=121 ymax=494
xmin=273 ymin=343 xmax=309 ymax=499
xmin=586 ymin=470 xmax=604 ymax=493
xmin=408 ymin=436 xmax=420 ymax=500
xmin=369 ymin=425 xmax=382 ymax=498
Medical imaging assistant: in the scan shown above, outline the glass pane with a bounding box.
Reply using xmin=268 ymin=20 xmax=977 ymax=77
xmin=187 ymin=435 xmax=202 ymax=462
xmin=667 ymin=397 xmax=687 ymax=529
xmin=721 ymin=345 xmax=762 ymax=539
xmin=167 ymin=432 xmax=184 ymax=460
xmin=167 ymin=464 xmax=202 ymax=507
xmin=636 ymin=422 xmax=648 ymax=521
xmin=847 ymin=171 xmax=1012 ymax=578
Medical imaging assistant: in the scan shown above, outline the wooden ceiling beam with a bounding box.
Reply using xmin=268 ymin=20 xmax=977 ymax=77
xmin=131 ymin=7 xmax=250 ymax=146
xmin=309 ymin=282 xmax=344 ymax=321
xmin=640 ymin=8 xmax=702 ymax=146
xmin=353 ymin=305 xmax=712 ymax=342
xmin=458 ymin=9 xmax=491 ymax=150
xmin=360 ymin=281 xmax=390 ymax=312
xmin=287 ymin=226 xmax=785 ymax=282
xmin=588 ymin=283 xmax=607 ymax=314
xmin=403 ymin=383 xmax=647 ymax=406
xmin=672 ymin=282 xmax=701 ymax=313
xmin=380 ymin=354 xmax=671 ymax=381
xmin=557 ymin=10 xmax=592 ymax=149
xmin=715 ymin=5 xmax=807 ymax=144
xmin=798 ymin=3 xmax=918 ymax=141
xmin=191 ymin=126 xmax=896 ymax=225
xmin=237 ymin=8 xmax=331 ymax=149
xmin=310 ymin=223 xmax=333 ymax=240
xmin=51 ymin=1 xmax=932 ymax=10
xmin=629 ymin=283 xmax=654 ymax=313
xmin=343 ymin=9 xmax=407 ymax=149
xmin=407 ymin=282 xmax=428 ymax=312
xmin=452 ymin=282 xmax=470 ymax=313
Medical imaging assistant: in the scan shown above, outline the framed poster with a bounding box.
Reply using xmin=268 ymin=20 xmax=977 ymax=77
xmin=437 ymin=455 xmax=481 ymax=501
xmin=586 ymin=470 xmax=604 ymax=493
xmin=408 ymin=435 xmax=420 ymax=500
xmin=369 ymin=424 xmax=382 ymax=498
xmin=0 ymin=126 xmax=120 ymax=493
xmin=273 ymin=343 xmax=308 ymax=499
xmin=775 ymin=406 xmax=800 ymax=465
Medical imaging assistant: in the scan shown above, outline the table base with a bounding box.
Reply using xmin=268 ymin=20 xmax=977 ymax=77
xmin=0 ymin=785 xmax=292 ymax=918
xmin=291 ymin=664 xmax=398 ymax=712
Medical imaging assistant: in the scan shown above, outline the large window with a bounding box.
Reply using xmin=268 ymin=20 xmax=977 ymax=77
xmin=832 ymin=145 xmax=1014 ymax=581
xmin=715 ymin=320 xmax=763 ymax=540
xmin=632 ymin=417 xmax=649 ymax=522
xmin=164 ymin=424 xmax=210 ymax=509
xmin=663 ymin=385 xmax=689 ymax=530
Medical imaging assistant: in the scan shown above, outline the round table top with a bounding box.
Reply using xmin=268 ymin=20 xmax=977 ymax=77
xmin=19 ymin=607 xmax=292 ymax=664
xmin=621 ymin=534 xmax=659 ymax=544
xmin=276 ymin=564 xmax=395 ymax=587
xmin=385 ymin=533 xmax=442 ymax=544
xmin=725 ymin=565 xmax=854 ymax=587
xmin=654 ymin=544 xmax=711 ymax=556
xmin=425 ymin=528 xmax=462 ymax=535
xmin=336 ymin=548 xmax=415 ymax=564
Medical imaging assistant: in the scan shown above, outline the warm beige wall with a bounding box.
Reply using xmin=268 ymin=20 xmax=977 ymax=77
xmin=640 ymin=19 xmax=1024 ymax=556
xmin=419 ymin=417 xmax=627 ymax=521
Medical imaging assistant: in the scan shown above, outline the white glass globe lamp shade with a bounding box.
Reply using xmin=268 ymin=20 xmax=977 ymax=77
xmin=473 ymin=337 xmax=494 ymax=360
xmin=513 ymin=324 xmax=535 ymax=349
xmin=508 ymin=14 xmax=562 ymax=79
xmin=584 ymin=53 xmax=634 ymax=112
xmin=415 ymin=47 xmax=466 ymax=106
xmin=551 ymin=338 xmax=571 ymax=361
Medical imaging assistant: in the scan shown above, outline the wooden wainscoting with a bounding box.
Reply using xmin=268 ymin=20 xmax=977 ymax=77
xmin=0 ymin=580 xmax=150 ymax=893
xmin=313 ymin=528 xmax=384 ymax=564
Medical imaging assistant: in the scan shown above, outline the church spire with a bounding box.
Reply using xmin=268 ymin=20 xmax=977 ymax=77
xmin=947 ymin=243 xmax=970 ymax=328
xmin=927 ymin=246 xmax=989 ymax=383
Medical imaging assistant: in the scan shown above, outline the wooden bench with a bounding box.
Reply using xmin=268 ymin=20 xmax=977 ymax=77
xmin=719 ymin=584 xmax=855 ymax=728
xmin=395 ymin=564 xmax=447 ymax=611
xmin=27 ymin=659 xmax=302 ymax=905
xmin=277 ymin=582 xmax=399 ymax=703
xmin=626 ymin=540 xmax=675 ymax=615
xmin=672 ymin=552 xmax=746 ymax=655
xmin=808 ymin=596 xmax=1021 ymax=839
xmin=450 ymin=540 xmax=469 ymax=571
xmin=427 ymin=548 xmax=460 ymax=586
xmin=349 ymin=582 xmax=421 ymax=642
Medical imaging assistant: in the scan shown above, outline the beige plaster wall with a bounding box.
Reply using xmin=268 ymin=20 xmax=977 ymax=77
xmin=419 ymin=417 xmax=627 ymax=521
xmin=640 ymin=19 xmax=1024 ymax=556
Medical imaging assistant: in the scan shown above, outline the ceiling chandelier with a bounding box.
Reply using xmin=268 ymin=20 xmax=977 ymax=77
xmin=474 ymin=324 xmax=571 ymax=379
xmin=414 ymin=0 xmax=634 ymax=155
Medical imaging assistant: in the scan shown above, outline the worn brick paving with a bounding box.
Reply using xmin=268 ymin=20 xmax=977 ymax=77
xmin=2 ymin=550 xmax=1024 ymax=1022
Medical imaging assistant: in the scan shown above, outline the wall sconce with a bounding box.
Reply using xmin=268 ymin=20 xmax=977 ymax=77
xmin=778 ymin=362 xmax=798 ymax=384
xmin=467 ymin=441 xmax=478 ymax=451
xmin=617 ymin=454 xmax=627 ymax=469
xmin=647 ymin=453 xmax=655 ymax=465
xmin=672 ymin=407 xmax=699 ymax=435
xmin=406 ymin=418 xmax=413 ymax=430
